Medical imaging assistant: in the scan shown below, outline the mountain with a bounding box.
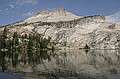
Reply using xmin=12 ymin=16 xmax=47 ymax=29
xmin=106 ymin=11 xmax=120 ymax=22
xmin=25 ymin=8 xmax=81 ymax=23
xmin=0 ymin=8 xmax=120 ymax=49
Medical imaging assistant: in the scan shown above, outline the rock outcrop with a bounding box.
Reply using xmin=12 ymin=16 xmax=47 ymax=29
xmin=25 ymin=8 xmax=80 ymax=23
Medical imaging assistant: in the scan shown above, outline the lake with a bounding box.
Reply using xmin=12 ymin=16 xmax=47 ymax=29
xmin=0 ymin=49 xmax=120 ymax=79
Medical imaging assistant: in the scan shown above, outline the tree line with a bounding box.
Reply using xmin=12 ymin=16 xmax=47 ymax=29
xmin=0 ymin=27 xmax=55 ymax=52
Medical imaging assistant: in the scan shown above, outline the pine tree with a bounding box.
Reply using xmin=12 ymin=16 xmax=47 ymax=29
xmin=12 ymin=32 xmax=19 ymax=50
xmin=1 ymin=27 xmax=7 ymax=49
xmin=84 ymin=44 xmax=90 ymax=49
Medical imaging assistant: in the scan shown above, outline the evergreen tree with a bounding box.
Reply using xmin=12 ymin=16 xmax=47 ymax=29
xmin=12 ymin=32 xmax=19 ymax=50
xmin=27 ymin=34 xmax=33 ymax=49
xmin=0 ymin=27 xmax=7 ymax=49
xmin=84 ymin=44 xmax=90 ymax=49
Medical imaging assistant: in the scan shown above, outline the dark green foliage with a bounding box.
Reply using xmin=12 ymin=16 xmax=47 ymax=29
xmin=12 ymin=32 xmax=19 ymax=48
xmin=84 ymin=44 xmax=90 ymax=49
xmin=0 ymin=27 xmax=7 ymax=49
xmin=0 ymin=30 xmax=53 ymax=51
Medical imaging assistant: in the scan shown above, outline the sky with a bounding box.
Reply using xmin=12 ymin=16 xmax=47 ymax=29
xmin=0 ymin=0 xmax=120 ymax=26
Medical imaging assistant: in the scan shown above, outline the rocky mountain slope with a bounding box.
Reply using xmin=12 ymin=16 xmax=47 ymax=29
xmin=0 ymin=8 xmax=120 ymax=49
xmin=106 ymin=11 xmax=120 ymax=22
xmin=25 ymin=8 xmax=80 ymax=23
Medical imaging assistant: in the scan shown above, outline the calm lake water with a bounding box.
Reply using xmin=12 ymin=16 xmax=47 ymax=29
xmin=0 ymin=49 xmax=120 ymax=79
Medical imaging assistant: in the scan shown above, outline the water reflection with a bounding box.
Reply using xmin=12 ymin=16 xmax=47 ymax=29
xmin=0 ymin=51 xmax=6 ymax=72
xmin=0 ymin=49 xmax=56 ymax=72
xmin=0 ymin=49 xmax=120 ymax=79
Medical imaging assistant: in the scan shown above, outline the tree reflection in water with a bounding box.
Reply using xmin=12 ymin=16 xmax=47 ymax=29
xmin=0 ymin=49 xmax=120 ymax=79
xmin=0 ymin=49 xmax=56 ymax=72
xmin=0 ymin=51 xmax=6 ymax=72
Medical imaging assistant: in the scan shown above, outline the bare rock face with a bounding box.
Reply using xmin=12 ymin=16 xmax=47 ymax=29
xmin=35 ymin=8 xmax=66 ymax=16
xmin=24 ymin=8 xmax=80 ymax=23
xmin=53 ymin=8 xmax=66 ymax=16
xmin=35 ymin=10 xmax=50 ymax=16
xmin=0 ymin=8 xmax=120 ymax=49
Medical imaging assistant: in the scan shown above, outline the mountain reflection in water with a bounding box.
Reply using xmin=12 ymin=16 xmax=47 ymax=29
xmin=0 ymin=49 xmax=120 ymax=79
